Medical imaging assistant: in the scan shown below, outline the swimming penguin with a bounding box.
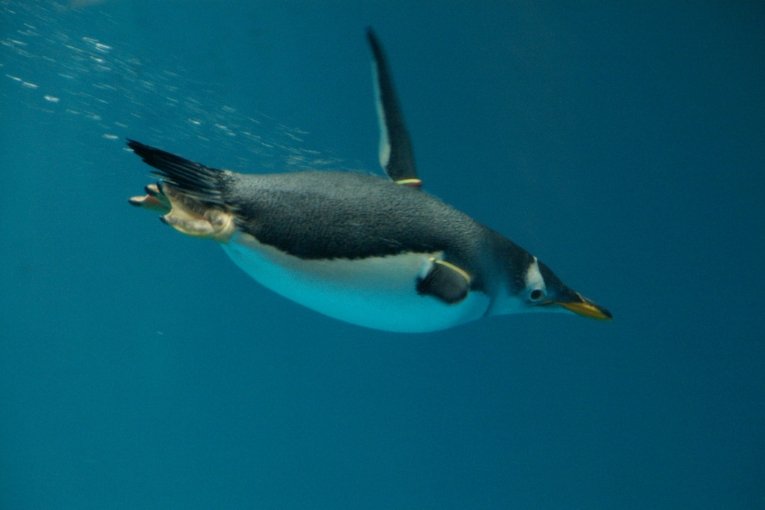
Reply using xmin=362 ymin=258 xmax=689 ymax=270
xmin=127 ymin=29 xmax=611 ymax=333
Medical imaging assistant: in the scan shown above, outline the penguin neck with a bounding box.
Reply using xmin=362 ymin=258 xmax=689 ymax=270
xmin=484 ymin=232 xmax=536 ymax=317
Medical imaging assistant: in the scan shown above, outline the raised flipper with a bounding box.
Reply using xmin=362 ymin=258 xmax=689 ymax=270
xmin=367 ymin=28 xmax=421 ymax=188
xmin=127 ymin=139 xmax=235 ymax=241
xmin=416 ymin=258 xmax=472 ymax=304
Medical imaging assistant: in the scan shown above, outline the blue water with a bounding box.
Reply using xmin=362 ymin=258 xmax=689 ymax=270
xmin=2 ymin=2 xmax=764 ymax=509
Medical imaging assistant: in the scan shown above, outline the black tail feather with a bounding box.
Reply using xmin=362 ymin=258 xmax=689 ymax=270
xmin=127 ymin=139 xmax=226 ymax=206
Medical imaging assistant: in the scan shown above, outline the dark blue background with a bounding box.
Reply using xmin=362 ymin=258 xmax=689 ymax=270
xmin=2 ymin=1 xmax=763 ymax=508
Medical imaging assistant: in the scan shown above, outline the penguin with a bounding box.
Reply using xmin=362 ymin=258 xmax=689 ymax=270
xmin=127 ymin=29 xmax=611 ymax=333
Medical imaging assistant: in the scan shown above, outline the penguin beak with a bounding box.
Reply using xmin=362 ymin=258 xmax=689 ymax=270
xmin=558 ymin=292 xmax=612 ymax=320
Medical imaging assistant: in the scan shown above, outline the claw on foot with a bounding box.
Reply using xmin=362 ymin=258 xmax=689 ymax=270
xmin=129 ymin=183 xmax=171 ymax=212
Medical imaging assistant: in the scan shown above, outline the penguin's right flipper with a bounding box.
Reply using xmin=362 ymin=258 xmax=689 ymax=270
xmin=416 ymin=259 xmax=472 ymax=304
xmin=367 ymin=28 xmax=421 ymax=189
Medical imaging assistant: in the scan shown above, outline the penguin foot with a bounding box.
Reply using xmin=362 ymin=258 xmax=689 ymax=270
xmin=129 ymin=183 xmax=170 ymax=213
xmin=129 ymin=182 xmax=235 ymax=242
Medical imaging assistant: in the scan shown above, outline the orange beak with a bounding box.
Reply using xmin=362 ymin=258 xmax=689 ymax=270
xmin=558 ymin=294 xmax=612 ymax=320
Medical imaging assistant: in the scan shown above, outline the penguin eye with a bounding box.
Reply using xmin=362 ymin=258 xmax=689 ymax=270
xmin=529 ymin=289 xmax=545 ymax=302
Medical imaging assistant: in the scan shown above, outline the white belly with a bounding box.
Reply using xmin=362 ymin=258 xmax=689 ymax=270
xmin=220 ymin=231 xmax=491 ymax=332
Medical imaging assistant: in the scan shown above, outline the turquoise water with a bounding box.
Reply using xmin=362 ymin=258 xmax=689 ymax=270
xmin=2 ymin=2 xmax=764 ymax=508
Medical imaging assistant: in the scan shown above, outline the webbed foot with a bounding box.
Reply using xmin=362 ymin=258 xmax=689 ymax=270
xmin=129 ymin=182 xmax=235 ymax=242
xmin=129 ymin=183 xmax=171 ymax=213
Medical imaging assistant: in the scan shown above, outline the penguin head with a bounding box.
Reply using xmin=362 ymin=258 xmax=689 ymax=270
xmin=497 ymin=253 xmax=612 ymax=320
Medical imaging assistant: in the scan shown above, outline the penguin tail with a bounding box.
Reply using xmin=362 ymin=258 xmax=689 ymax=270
xmin=127 ymin=139 xmax=236 ymax=241
xmin=127 ymin=139 xmax=227 ymax=207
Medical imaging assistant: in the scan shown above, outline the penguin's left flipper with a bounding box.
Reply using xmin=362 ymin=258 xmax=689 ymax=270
xmin=416 ymin=259 xmax=472 ymax=304
xmin=367 ymin=28 xmax=421 ymax=189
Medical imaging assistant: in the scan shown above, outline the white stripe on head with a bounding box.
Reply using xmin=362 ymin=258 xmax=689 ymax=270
xmin=524 ymin=256 xmax=546 ymax=293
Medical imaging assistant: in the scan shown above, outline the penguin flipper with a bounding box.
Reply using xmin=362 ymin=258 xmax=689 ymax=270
xmin=367 ymin=28 xmax=421 ymax=189
xmin=416 ymin=259 xmax=472 ymax=304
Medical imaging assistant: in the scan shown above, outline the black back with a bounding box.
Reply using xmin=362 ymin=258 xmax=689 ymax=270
xmin=226 ymin=171 xmax=483 ymax=262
